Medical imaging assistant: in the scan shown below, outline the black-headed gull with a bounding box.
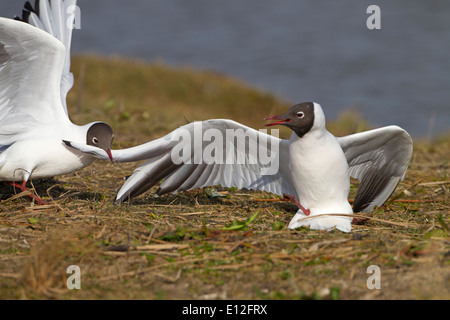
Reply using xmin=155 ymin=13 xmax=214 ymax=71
xmin=0 ymin=0 xmax=114 ymax=204
xmin=73 ymin=102 xmax=413 ymax=232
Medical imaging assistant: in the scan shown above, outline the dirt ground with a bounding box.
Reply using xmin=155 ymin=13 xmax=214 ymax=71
xmin=0 ymin=138 xmax=449 ymax=300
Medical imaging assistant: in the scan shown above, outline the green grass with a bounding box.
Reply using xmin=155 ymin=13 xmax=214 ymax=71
xmin=0 ymin=55 xmax=449 ymax=300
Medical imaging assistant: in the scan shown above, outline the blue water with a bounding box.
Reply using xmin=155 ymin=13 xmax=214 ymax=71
xmin=2 ymin=0 xmax=450 ymax=137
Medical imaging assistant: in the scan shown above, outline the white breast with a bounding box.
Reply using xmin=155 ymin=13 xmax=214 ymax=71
xmin=288 ymin=130 xmax=353 ymax=215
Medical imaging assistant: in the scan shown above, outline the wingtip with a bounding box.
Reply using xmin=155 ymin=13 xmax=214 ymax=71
xmin=16 ymin=1 xmax=37 ymax=23
xmin=114 ymin=192 xmax=129 ymax=205
xmin=24 ymin=1 xmax=35 ymax=13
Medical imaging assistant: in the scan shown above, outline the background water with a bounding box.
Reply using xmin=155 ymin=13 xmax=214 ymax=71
xmin=2 ymin=0 xmax=450 ymax=138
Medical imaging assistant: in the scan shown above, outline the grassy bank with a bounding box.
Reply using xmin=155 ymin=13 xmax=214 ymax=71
xmin=0 ymin=56 xmax=448 ymax=299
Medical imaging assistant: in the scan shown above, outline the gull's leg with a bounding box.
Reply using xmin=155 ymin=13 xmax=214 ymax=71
xmin=283 ymin=193 xmax=310 ymax=216
xmin=8 ymin=181 xmax=49 ymax=205
xmin=351 ymin=216 xmax=369 ymax=225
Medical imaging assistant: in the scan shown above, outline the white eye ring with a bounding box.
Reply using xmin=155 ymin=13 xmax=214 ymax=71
xmin=92 ymin=137 xmax=99 ymax=144
xmin=296 ymin=111 xmax=305 ymax=119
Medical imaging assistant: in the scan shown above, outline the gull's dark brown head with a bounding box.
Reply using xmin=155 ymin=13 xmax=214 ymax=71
xmin=264 ymin=102 xmax=315 ymax=138
xmin=87 ymin=122 xmax=114 ymax=163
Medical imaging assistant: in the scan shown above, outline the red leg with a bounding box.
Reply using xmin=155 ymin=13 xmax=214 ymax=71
xmin=9 ymin=181 xmax=28 ymax=190
xmin=8 ymin=181 xmax=49 ymax=205
xmin=351 ymin=217 xmax=368 ymax=225
xmin=283 ymin=193 xmax=310 ymax=216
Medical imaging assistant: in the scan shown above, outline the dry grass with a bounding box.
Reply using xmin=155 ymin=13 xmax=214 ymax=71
xmin=0 ymin=56 xmax=449 ymax=300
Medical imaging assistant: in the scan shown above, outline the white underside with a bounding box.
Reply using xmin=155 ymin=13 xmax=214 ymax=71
xmin=0 ymin=124 xmax=96 ymax=182
xmin=288 ymin=210 xmax=352 ymax=233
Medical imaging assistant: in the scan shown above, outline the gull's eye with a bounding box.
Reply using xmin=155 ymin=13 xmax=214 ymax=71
xmin=296 ymin=111 xmax=305 ymax=119
xmin=92 ymin=137 xmax=99 ymax=144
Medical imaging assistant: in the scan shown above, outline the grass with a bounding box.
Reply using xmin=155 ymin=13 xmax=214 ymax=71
xmin=0 ymin=55 xmax=449 ymax=300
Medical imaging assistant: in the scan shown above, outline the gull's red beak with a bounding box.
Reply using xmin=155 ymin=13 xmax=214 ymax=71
xmin=264 ymin=115 xmax=292 ymax=126
xmin=107 ymin=148 xmax=114 ymax=164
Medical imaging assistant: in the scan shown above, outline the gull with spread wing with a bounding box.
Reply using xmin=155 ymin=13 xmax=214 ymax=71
xmin=0 ymin=0 xmax=114 ymax=204
xmin=69 ymin=102 xmax=413 ymax=232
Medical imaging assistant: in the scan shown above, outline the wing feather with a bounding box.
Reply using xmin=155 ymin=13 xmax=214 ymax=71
xmin=113 ymin=119 xmax=295 ymax=203
xmin=338 ymin=125 xmax=413 ymax=212
xmin=15 ymin=0 xmax=77 ymax=116
xmin=0 ymin=17 xmax=68 ymax=147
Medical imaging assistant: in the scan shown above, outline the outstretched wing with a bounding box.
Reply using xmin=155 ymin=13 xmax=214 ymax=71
xmin=338 ymin=125 xmax=413 ymax=212
xmin=15 ymin=0 xmax=77 ymax=116
xmin=0 ymin=16 xmax=70 ymax=148
xmin=111 ymin=119 xmax=296 ymax=203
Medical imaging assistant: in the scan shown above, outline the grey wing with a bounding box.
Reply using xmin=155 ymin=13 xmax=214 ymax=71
xmin=113 ymin=119 xmax=296 ymax=203
xmin=338 ymin=125 xmax=413 ymax=213
xmin=15 ymin=0 xmax=77 ymax=116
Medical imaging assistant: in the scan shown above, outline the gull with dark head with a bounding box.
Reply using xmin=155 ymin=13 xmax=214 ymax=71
xmin=0 ymin=0 xmax=114 ymax=203
xmin=83 ymin=100 xmax=412 ymax=232
xmin=264 ymin=102 xmax=354 ymax=230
